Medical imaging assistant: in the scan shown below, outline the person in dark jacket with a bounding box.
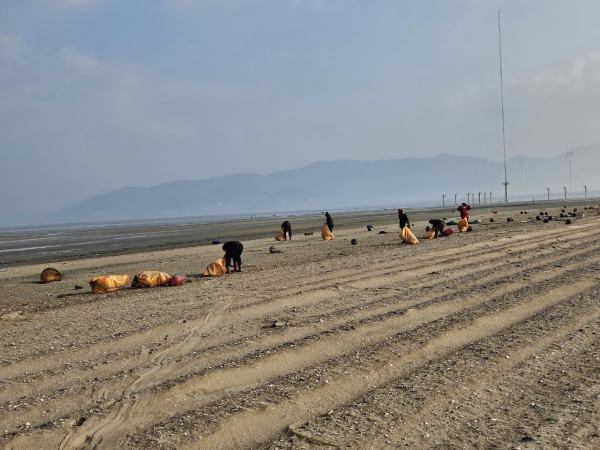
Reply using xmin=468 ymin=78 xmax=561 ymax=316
xmin=428 ymin=219 xmax=445 ymax=237
xmin=222 ymin=241 xmax=243 ymax=273
xmin=457 ymin=203 xmax=471 ymax=220
xmin=398 ymin=208 xmax=410 ymax=229
xmin=325 ymin=212 xmax=334 ymax=233
xmin=281 ymin=221 xmax=292 ymax=240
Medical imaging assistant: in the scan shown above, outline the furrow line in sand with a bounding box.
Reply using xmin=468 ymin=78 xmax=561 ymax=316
xmin=2 ymin=236 xmax=588 ymax=442
xmin=47 ymin=253 xmax=600 ymax=449
xmin=2 ymin=228 xmax=598 ymax=401
xmin=175 ymin=277 xmax=599 ymax=449
xmin=227 ymin=224 xmax=591 ymax=305
xmin=289 ymin=292 xmax=600 ymax=448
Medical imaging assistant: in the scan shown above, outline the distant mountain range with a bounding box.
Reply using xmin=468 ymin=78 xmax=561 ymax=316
xmin=32 ymin=144 xmax=600 ymax=224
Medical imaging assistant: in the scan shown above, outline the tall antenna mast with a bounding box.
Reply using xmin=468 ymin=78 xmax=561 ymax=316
xmin=566 ymin=140 xmax=573 ymax=192
xmin=498 ymin=10 xmax=509 ymax=202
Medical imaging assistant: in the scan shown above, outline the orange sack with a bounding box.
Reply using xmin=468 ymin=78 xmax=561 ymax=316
xmin=89 ymin=275 xmax=131 ymax=294
xmin=458 ymin=218 xmax=469 ymax=232
xmin=321 ymin=223 xmax=334 ymax=241
xmin=400 ymin=226 xmax=420 ymax=244
xmin=204 ymin=257 xmax=228 ymax=276
xmin=422 ymin=229 xmax=436 ymax=239
xmin=131 ymin=271 xmax=171 ymax=288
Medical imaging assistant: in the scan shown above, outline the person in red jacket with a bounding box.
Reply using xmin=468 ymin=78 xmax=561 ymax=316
xmin=457 ymin=203 xmax=471 ymax=220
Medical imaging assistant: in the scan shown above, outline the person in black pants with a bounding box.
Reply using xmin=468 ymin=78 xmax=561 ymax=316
xmin=325 ymin=212 xmax=334 ymax=233
xmin=222 ymin=241 xmax=243 ymax=273
xmin=281 ymin=221 xmax=292 ymax=240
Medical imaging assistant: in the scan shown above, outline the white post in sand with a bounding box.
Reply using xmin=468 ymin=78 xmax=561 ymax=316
xmin=563 ymin=187 xmax=567 ymax=199
xmin=454 ymin=194 xmax=458 ymax=206
xmin=584 ymin=185 xmax=587 ymax=198
xmin=442 ymin=194 xmax=446 ymax=206
xmin=490 ymin=192 xmax=493 ymax=203
xmin=546 ymin=188 xmax=550 ymax=200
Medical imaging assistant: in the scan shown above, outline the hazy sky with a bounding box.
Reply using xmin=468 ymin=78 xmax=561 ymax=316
xmin=2 ymin=0 xmax=600 ymax=217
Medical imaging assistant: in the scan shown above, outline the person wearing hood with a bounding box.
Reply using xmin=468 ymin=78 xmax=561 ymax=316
xmin=398 ymin=208 xmax=410 ymax=229
xmin=325 ymin=212 xmax=334 ymax=233
xmin=457 ymin=203 xmax=471 ymax=220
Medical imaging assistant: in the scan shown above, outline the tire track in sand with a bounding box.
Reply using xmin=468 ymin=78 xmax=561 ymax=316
xmin=58 ymin=298 xmax=231 ymax=450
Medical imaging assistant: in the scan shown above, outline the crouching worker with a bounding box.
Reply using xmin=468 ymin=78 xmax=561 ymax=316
xmin=222 ymin=241 xmax=243 ymax=273
xmin=281 ymin=221 xmax=292 ymax=240
xmin=428 ymin=219 xmax=445 ymax=237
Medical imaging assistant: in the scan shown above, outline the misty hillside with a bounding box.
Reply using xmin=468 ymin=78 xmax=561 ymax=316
xmin=44 ymin=147 xmax=599 ymax=224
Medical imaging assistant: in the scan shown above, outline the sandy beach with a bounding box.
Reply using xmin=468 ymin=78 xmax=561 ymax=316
xmin=1 ymin=202 xmax=600 ymax=449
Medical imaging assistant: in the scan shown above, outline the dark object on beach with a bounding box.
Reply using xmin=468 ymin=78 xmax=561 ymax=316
xmin=565 ymin=219 xmax=572 ymax=225
xmin=40 ymin=268 xmax=61 ymax=284
xmin=304 ymin=232 xmax=313 ymax=236
xmin=170 ymin=274 xmax=187 ymax=286
xmin=366 ymin=225 xmax=373 ymax=231
xmin=211 ymin=240 xmax=220 ymax=245
xmin=351 ymin=239 xmax=358 ymax=245
xmin=425 ymin=226 xmax=431 ymax=232
xmin=378 ymin=230 xmax=388 ymax=234
xmin=74 ymin=285 xmax=83 ymax=290
xmin=559 ymin=213 xmax=564 ymax=218
xmin=507 ymin=217 xmax=514 ymax=222
xmin=442 ymin=228 xmax=454 ymax=237
xmin=443 ymin=217 xmax=447 ymax=220
xmin=489 ymin=218 xmax=495 ymax=222
xmin=467 ymin=226 xmax=473 ymax=232
xmin=548 ymin=216 xmax=554 ymax=221
xmin=544 ymin=211 xmax=549 ymax=216
xmin=446 ymin=220 xmax=458 ymax=225
xmin=269 ymin=246 xmax=282 ymax=253
xmin=543 ymin=218 xmax=550 ymax=223
xmin=573 ymin=207 xmax=578 ymax=212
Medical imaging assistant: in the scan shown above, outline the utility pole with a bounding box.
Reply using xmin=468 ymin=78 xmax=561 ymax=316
xmin=490 ymin=192 xmax=493 ymax=203
xmin=442 ymin=194 xmax=446 ymax=206
xmin=484 ymin=192 xmax=487 ymax=204
xmin=564 ymin=187 xmax=567 ymax=200
xmin=454 ymin=194 xmax=457 ymax=206
xmin=584 ymin=185 xmax=587 ymax=198
xmin=546 ymin=188 xmax=550 ymax=200
xmin=498 ymin=10 xmax=509 ymax=203
xmin=478 ymin=192 xmax=481 ymax=204
xmin=467 ymin=193 xmax=470 ymax=205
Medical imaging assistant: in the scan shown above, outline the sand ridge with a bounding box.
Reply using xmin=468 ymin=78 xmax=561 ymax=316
xmin=1 ymin=204 xmax=600 ymax=449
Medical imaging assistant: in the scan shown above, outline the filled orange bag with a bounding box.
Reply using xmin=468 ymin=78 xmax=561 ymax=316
xmin=458 ymin=218 xmax=469 ymax=232
xmin=422 ymin=229 xmax=436 ymax=239
xmin=273 ymin=229 xmax=285 ymax=241
xmin=89 ymin=275 xmax=131 ymax=294
xmin=400 ymin=226 xmax=420 ymax=244
xmin=321 ymin=223 xmax=334 ymax=241
xmin=132 ymin=271 xmax=171 ymax=288
xmin=204 ymin=257 xmax=228 ymax=276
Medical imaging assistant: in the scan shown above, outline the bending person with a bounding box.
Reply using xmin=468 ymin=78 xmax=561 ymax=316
xmin=428 ymin=219 xmax=445 ymax=237
xmin=281 ymin=221 xmax=292 ymax=240
xmin=222 ymin=241 xmax=243 ymax=273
